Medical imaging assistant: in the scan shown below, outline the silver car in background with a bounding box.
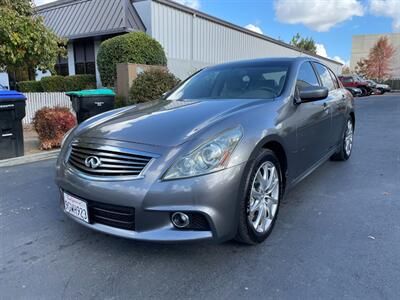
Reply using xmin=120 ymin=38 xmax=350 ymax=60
xmin=56 ymin=57 xmax=355 ymax=244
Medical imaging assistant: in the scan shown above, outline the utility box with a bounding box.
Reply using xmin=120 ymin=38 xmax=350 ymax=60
xmin=0 ymin=91 xmax=26 ymax=160
xmin=116 ymin=63 xmax=166 ymax=100
xmin=66 ymin=89 xmax=116 ymax=124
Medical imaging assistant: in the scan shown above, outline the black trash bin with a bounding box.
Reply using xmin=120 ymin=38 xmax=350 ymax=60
xmin=0 ymin=91 xmax=26 ymax=160
xmin=66 ymin=89 xmax=116 ymax=124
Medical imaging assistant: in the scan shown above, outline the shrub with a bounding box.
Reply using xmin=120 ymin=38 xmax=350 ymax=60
xmin=114 ymin=95 xmax=127 ymax=108
xmin=129 ymin=69 xmax=180 ymax=104
xmin=97 ymin=32 xmax=167 ymax=86
xmin=64 ymin=75 xmax=96 ymax=91
xmin=18 ymin=80 xmax=43 ymax=92
xmin=40 ymin=75 xmax=66 ymax=92
xmin=33 ymin=107 xmax=76 ymax=150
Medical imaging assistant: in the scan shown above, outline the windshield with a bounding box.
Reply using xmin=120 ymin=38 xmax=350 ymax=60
xmin=167 ymin=62 xmax=290 ymax=100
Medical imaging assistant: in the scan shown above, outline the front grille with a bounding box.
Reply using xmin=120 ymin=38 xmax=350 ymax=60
xmin=89 ymin=200 xmax=135 ymax=230
xmin=186 ymin=213 xmax=210 ymax=230
xmin=68 ymin=143 xmax=153 ymax=178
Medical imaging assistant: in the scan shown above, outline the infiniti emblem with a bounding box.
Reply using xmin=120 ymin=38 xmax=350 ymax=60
xmin=85 ymin=156 xmax=101 ymax=169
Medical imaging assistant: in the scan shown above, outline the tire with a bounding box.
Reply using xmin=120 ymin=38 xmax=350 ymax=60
xmin=235 ymin=149 xmax=283 ymax=245
xmin=331 ymin=117 xmax=354 ymax=161
xmin=378 ymin=88 xmax=385 ymax=95
xmin=359 ymin=87 xmax=368 ymax=97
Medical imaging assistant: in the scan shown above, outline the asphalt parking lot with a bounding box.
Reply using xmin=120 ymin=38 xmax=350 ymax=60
xmin=1 ymin=93 xmax=399 ymax=299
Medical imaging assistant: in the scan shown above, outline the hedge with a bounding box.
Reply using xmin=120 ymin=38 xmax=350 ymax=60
xmin=97 ymin=32 xmax=167 ymax=87
xmin=129 ymin=69 xmax=179 ymax=104
xmin=64 ymin=75 xmax=96 ymax=91
xmin=18 ymin=80 xmax=43 ymax=92
xmin=41 ymin=76 xmax=66 ymax=92
xmin=17 ymin=75 xmax=96 ymax=93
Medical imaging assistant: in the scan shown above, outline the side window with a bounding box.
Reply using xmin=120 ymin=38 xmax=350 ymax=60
xmin=328 ymin=69 xmax=339 ymax=89
xmin=342 ymin=77 xmax=353 ymax=83
xmin=314 ymin=63 xmax=335 ymax=91
xmin=296 ymin=62 xmax=319 ymax=90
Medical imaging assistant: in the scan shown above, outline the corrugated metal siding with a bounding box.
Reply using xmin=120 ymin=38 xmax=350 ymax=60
xmin=152 ymin=2 xmax=192 ymax=61
xmin=150 ymin=1 xmax=342 ymax=78
xmin=24 ymin=93 xmax=72 ymax=125
xmin=38 ymin=0 xmax=145 ymax=39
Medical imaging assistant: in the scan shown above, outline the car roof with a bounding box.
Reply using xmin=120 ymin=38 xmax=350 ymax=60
xmin=207 ymin=56 xmax=322 ymax=69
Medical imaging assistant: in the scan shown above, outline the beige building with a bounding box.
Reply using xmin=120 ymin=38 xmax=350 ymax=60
xmin=350 ymin=33 xmax=400 ymax=78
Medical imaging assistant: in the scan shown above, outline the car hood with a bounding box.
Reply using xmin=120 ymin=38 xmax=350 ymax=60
xmin=79 ymin=99 xmax=268 ymax=147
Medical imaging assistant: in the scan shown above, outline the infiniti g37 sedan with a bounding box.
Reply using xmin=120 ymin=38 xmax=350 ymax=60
xmin=56 ymin=57 xmax=355 ymax=245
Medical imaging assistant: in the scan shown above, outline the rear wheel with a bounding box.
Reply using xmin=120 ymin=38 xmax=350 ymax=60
xmin=359 ymin=87 xmax=368 ymax=96
xmin=235 ymin=149 xmax=282 ymax=245
xmin=331 ymin=118 xmax=354 ymax=161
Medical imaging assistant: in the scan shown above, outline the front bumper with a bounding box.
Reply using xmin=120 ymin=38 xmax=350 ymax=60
xmin=56 ymin=157 xmax=246 ymax=243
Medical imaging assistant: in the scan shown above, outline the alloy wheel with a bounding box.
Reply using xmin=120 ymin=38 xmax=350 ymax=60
xmin=247 ymin=161 xmax=280 ymax=234
xmin=344 ymin=120 xmax=353 ymax=156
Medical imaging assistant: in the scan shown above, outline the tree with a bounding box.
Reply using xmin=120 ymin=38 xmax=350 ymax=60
xmin=290 ymin=33 xmax=317 ymax=54
xmin=341 ymin=66 xmax=351 ymax=75
xmin=0 ymin=0 xmax=66 ymax=76
xmin=367 ymin=36 xmax=395 ymax=81
xmin=354 ymin=58 xmax=369 ymax=77
xmin=354 ymin=36 xmax=395 ymax=81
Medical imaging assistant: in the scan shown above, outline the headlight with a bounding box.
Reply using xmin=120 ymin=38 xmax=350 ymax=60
xmin=163 ymin=127 xmax=243 ymax=180
xmin=61 ymin=127 xmax=74 ymax=147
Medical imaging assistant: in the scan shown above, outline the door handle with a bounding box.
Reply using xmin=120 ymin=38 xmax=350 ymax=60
xmin=322 ymin=103 xmax=329 ymax=113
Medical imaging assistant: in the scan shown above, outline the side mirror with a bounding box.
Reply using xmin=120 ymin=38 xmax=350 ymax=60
xmin=297 ymin=86 xmax=328 ymax=103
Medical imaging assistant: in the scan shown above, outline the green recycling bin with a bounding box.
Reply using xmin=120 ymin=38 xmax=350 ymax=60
xmin=66 ymin=89 xmax=115 ymax=124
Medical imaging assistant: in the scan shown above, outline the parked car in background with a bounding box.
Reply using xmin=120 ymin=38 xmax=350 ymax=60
xmin=56 ymin=57 xmax=355 ymax=245
xmin=345 ymin=87 xmax=362 ymax=97
xmin=338 ymin=75 xmax=371 ymax=96
xmin=366 ymin=80 xmax=391 ymax=94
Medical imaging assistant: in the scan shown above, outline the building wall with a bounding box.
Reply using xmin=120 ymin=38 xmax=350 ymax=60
xmin=350 ymin=33 xmax=400 ymax=79
xmin=135 ymin=0 xmax=342 ymax=79
xmin=0 ymin=72 xmax=9 ymax=89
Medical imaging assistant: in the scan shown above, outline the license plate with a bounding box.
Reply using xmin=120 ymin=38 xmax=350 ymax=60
xmin=64 ymin=193 xmax=89 ymax=223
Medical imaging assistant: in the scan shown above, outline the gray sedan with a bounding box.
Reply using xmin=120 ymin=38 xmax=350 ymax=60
xmin=56 ymin=57 xmax=355 ymax=244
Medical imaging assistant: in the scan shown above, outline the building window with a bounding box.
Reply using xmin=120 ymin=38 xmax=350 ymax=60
xmin=55 ymin=55 xmax=69 ymax=76
xmin=74 ymin=41 xmax=95 ymax=75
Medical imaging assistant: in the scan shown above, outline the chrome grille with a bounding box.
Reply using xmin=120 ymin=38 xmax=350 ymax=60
xmin=68 ymin=143 xmax=154 ymax=178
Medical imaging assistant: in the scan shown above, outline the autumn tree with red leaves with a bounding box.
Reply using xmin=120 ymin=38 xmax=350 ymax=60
xmin=355 ymin=36 xmax=396 ymax=81
xmin=368 ymin=36 xmax=395 ymax=80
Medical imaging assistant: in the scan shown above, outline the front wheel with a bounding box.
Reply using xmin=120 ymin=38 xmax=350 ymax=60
xmin=235 ymin=149 xmax=282 ymax=245
xmin=331 ymin=118 xmax=354 ymax=161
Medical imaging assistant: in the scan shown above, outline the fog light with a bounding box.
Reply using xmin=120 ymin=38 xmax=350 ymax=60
xmin=171 ymin=212 xmax=190 ymax=228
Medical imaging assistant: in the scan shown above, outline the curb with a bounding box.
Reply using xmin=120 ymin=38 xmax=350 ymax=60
xmin=0 ymin=150 xmax=60 ymax=168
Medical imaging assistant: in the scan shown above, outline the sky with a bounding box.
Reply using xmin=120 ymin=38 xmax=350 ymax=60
xmin=34 ymin=0 xmax=400 ymax=66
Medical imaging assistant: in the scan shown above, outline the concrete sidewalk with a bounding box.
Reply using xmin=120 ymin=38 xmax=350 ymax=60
xmin=0 ymin=149 xmax=60 ymax=167
xmin=23 ymin=126 xmax=41 ymax=155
